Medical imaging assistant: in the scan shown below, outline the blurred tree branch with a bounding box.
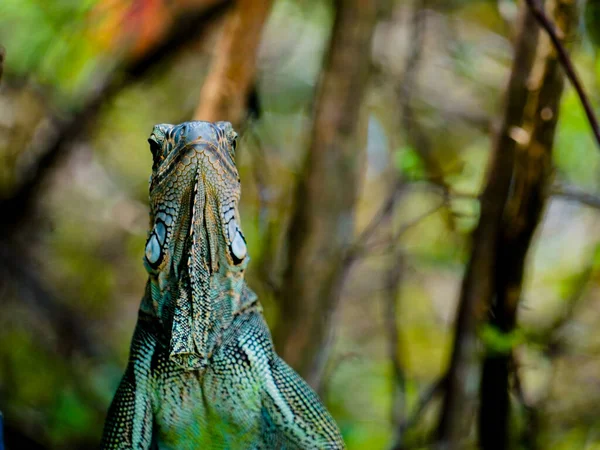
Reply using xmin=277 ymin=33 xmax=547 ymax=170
xmin=0 ymin=1 xmax=230 ymax=239
xmin=436 ymin=6 xmax=542 ymax=447
xmin=479 ymin=1 xmax=578 ymax=448
xmin=525 ymin=0 xmax=600 ymax=148
xmin=398 ymin=1 xmax=450 ymax=193
xmin=385 ymin=245 xmax=407 ymax=449
xmin=193 ymin=0 xmax=272 ymax=128
xmin=0 ymin=245 xmax=99 ymax=357
xmin=393 ymin=375 xmax=447 ymax=450
xmin=0 ymin=46 xmax=5 ymax=85
xmin=275 ymin=0 xmax=378 ymax=388
xmin=511 ymin=355 xmax=540 ymax=450
xmin=527 ymin=244 xmax=599 ymax=358
xmin=353 ymin=197 xmax=446 ymax=258
xmin=518 ymin=245 xmax=599 ymax=449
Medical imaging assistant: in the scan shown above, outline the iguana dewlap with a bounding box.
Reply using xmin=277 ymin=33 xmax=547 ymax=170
xmin=100 ymin=121 xmax=345 ymax=449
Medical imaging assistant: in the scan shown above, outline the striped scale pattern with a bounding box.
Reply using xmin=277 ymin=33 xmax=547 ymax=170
xmin=101 ymin=121 xmax=344 ymax=449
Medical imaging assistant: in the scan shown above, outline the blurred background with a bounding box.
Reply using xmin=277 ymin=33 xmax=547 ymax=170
xmin=1 ymin=0 xmax=600 ymax=448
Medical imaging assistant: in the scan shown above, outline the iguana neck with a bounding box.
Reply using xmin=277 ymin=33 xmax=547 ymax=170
xmin=141 ymin=258 xmax=249 ymax=328
xmin=140 ymin=238 xmax=252 ymax=370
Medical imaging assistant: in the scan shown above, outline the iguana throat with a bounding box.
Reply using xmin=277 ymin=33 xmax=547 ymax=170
xmin=142 ymin=121 xmax=248 ymax=370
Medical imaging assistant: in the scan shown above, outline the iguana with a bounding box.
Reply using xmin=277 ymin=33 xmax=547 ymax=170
xmin=100 ymin=121 xmax=345 ymax=449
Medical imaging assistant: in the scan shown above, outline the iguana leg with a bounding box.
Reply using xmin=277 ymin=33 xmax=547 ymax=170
xmin=101 ymin=322 xmax=156 ymax=449
xmin=262 ymin=355 xmax=345 ymax=449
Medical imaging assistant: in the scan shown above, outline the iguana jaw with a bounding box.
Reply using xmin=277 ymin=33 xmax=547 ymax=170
xmin=143 ymin=121 xmax=248 ymax=370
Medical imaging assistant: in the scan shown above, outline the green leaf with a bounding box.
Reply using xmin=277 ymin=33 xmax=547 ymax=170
xmin=394 ymin=146 xmax=426 ymax=180
xmin=481 ymin=325 xmax=523 ymax=355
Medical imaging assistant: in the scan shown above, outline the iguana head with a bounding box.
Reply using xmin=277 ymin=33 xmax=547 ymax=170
xmin=144 ymin=120 xmax=248 ymax=370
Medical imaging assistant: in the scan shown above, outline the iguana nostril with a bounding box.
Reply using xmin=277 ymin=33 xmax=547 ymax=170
xmin=148 ymin=138 xmax=161 ymax=157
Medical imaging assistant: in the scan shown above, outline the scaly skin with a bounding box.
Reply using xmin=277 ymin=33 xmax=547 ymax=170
xmin=101 ymin=121 xmax=344 ymax=449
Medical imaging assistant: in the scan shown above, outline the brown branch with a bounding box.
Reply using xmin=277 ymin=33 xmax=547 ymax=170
xmin=275 ymin=0 xmax=378 ymax=388
xmin=525 ymin=0 xmax=600 ymax=148
xmin=436 ymin=7 xmax=542 ymax=447
xmin=478 ymin=2 xmax=578 ymax=449
xmin=194 ymin=0 xmax=272 ymax=128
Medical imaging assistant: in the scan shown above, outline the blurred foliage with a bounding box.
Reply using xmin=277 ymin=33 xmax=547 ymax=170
xmin=0 ymin=0 xmax=104 ymax=106
xmin=1 ymin=0 xmax=600 ymax=449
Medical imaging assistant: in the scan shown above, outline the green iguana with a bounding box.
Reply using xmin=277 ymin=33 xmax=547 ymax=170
xmin=100 ymin=121 xmax=344 ymax=449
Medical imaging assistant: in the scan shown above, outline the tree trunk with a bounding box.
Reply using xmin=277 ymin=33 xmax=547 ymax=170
xmin=193 ymin=0 xmax=272 ymax=128
xmin=275 ymin=0 xmax=378 ymax=388
xmin=436 ymin=6 xmax=542 ymax=448
xmin=479 ymin=1 xmax=578 ymax=449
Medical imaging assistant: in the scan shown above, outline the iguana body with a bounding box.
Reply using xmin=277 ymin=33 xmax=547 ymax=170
xmin=101 ymin=121 xmax=344 ymax=449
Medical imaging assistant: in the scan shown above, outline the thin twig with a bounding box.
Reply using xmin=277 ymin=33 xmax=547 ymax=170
xmin=340 ymin=180 xmax=405 ymax=265
xmin=403 ymin=376 xmax=446 ymax=431
xmin=365 ymin=200 xmax=447 ymax=255
xmin=391 ymin=374 xmax=446 ymax=450
xmin=356 ymin=180 xmax=405 ymax=245
xmin=527 ymin=244 xmax=599 ymax=356
xmin=524 ymin=0 xmax=600 ymax=148
xmin=384 ymin=198 xmax=407 ymax=448
xmin=398 ymin=1 xmax=450 ymax=192
xmin=511 ymin=356 xmax=539 ymax=450
xmin=550 ymin=184 xmax=600 ymax=210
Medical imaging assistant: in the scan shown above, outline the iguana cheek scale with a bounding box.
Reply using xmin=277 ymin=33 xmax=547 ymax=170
xmin=101 ymin=121 xmax=345 ymax=449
